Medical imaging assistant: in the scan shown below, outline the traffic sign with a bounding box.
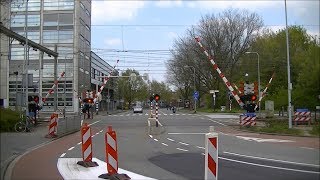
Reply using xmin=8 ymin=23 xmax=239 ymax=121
xmin=193 ymin=91 xmax=199 ymax=100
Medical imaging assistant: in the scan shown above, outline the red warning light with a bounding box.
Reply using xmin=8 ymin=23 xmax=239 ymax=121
xmin=154 ymin=94 xmax=160 ymax=102
xmin=251 ymin=95 xmax=257 ymax=101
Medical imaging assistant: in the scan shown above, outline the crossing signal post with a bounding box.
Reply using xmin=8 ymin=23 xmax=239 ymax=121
xmin=153 ymin=94 xmax=160 ymax=127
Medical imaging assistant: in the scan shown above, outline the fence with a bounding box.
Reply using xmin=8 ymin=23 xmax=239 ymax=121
xmin=56 ymin=114 xmax=82 ymax=136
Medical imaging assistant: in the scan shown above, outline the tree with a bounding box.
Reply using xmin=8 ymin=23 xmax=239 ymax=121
xmin=167 ymin=9 xmax=264 ymax=108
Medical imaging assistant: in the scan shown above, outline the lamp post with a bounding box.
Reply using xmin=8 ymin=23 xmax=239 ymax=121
xmin=245 ymin=52 xmax=261 ymax=114
xmin=184 ymin=65 xmax=196 ymax=113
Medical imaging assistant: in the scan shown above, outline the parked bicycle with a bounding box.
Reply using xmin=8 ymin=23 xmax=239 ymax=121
xmin=15 ymin=112 xmax=36 ymax=132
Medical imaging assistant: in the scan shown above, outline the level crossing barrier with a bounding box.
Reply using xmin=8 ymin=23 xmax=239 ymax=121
xmin=294 ymin=109 xmax=311 ymax=125
xmin=239 ymin=113 xmax=257 ymax=127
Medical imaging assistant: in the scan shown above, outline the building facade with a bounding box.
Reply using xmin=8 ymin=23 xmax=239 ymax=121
xmin=2 ymin=0 xmax=92 ymax=112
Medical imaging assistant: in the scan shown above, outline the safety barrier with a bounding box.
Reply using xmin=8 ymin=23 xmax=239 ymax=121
xmin=99 ymin=126 xmax=130 ymax=179
xmin=45 ymin=113 xmax=58 ymax=138
xmin=239 ymin=113 xmax=257 ymax=126
xmin=205 ymin=130 xmax=218 ymax=180
xmin=294 ymin=110 xmax=311 ymax=125
xmin=77 ymin=123 xmax=98 ymax=167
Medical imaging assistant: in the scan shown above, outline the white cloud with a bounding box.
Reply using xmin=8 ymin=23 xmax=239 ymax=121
xmin=186 ymin=1 xmax=282 ymax=10
xmin=168 ymin=31 xmax=178 ymax=39
xmin=155 ymin=0 xmax=183 ymax=8
xmin=104 ymin=38 xmax=121 ymax=46
xmin=92 ymin=1 xmax=145 ymax=24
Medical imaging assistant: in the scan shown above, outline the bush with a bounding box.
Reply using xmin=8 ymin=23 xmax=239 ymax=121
xmin=309 ymin=123 xmax=320 ymax=136
xmin=0 ymin=108 xmax=21 ymax=132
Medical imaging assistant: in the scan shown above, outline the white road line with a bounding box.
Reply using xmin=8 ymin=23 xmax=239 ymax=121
xmin=68 ymin=147 xmax=74 ymax=151
xmin=219 ymin=157 xmax=320 ymax=174
xmin=167 ymin=138 xmax=175 ymax=142
xmin=223 ymin=151 xmax=320 ymax=168
xmin=179 ymin=142 xmax=189 ymax=146
xmin=149 ymin=135 xmax=153 ymax=138
xmin=168 ymin=133 xmax=206 ymax=135
xmin=161 ymin=143 xmax=168 ymax=146
xmin=153 ymin=139 xmax=159 ymax=142
xmin=89 ymin=121 xmax=100 ymax=126
xmin=201 ymin=117 xmax=205 ymax=119
xmin=300 ymin=147 xmax=315 ymax=150
xmin=209 ymin=119 xmax=227 ymax=126
xmin=120 ymin=115 xmax=124 ymax=116
xmin=164 ymin=114 xmax=168 ymax=115
xmin=96 ymin=132 xmax=99 ymax=135
xmin=176 ymin=148 xmax=189 ymax=152
xmin=92 ymin=135 xmax=95 ymax=137
xmin=201 ymin=153 xmax=205 ymax=156
xmin=182 ymin=114 xmax=186 ymax=115
xmin=77 ymin=142 xmax=82 ymax=145
xmin=197 ymin=146 xmax=205 ymax=149
xmin=170 ymin=114 xmax=173 ymax=115
xmin=99 ymin=130 xmax=103 ymax=133
xmin=60 ymin=153 xmax=66 ymax=157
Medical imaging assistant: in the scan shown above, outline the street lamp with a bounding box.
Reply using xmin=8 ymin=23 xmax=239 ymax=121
xmin=184 ymin=65 xmax=196 ymax=113
xmin=245 ymin=51 xmax=261 ymax=114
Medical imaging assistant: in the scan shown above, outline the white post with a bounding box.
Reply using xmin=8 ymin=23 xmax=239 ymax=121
xmin=205 ymin=132 xmax=218 ymax=180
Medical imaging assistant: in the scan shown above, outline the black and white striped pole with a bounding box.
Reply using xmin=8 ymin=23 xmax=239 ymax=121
xmin=154 ymin=94 xmax=160 ymax=127
xmin=149 ymin=96 xmax=154 ymax=118
xmin=95 ymin=101 xmax=99 ymax=115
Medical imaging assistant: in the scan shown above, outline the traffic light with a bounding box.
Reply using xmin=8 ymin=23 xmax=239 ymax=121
xmin=154 ymin=94 xmax=160 ymax=102
xmin=34 ymin=96 xmax=39 ymax=103
xmin=240 ymin=94 xmax=257 ymax=102
xmin=149 ymin=96 xmax=154 ymax=102
xmin=250 ymin=94 xmax=257 ymax=101
xmin=83 ymin=98 xmax=94 ymax=103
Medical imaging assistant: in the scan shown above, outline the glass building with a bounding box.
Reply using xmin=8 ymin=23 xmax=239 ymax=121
xmin=5 ymin=0 xmax=92 ymax=112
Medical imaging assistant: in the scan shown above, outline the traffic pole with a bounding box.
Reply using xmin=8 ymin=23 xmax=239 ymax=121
xmin=155 ymin=102 xmax=159 ymax=127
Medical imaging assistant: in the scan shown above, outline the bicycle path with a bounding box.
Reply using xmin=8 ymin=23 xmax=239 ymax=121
xmin=0 ymin=123 xmax=51 ymax=180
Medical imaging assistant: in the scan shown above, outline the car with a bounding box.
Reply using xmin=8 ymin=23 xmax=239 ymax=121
xmin=133 ymin=106 xmax=143 ymax=113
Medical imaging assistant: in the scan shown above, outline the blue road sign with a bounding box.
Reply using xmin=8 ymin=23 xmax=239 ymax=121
xmin=193 ymin=91 xmax=199 ymax=100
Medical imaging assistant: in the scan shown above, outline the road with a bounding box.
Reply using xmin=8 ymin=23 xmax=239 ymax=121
xmin=10 ymin=108 xmax=320 ymax=180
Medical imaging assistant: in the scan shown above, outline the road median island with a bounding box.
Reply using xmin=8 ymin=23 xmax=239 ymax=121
xmin=147 ymin=118 xmax=165 ymax=135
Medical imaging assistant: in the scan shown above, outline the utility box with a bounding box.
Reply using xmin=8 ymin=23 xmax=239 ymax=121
xmin=265 ymin=101 xmax=274 ymax=118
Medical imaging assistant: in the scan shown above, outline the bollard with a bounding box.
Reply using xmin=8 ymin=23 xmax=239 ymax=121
xmin=77 ymin=123 xmax=98 ymax=167
xmin=45 ymin=113 xmax=58 ymax=138
xmin=205 ymin=132 xmax=218 ymax=180
xmin=99 ymin=126 xmax=130 ymax=179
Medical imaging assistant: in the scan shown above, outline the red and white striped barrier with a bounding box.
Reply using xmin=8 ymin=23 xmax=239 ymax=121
xmin=77 ymin=123 xmax=98 ymax=167
xmin=93 ymin=60 xmax=119 ymax=104
xmin=240 ymin=115 xmax=257 ymax=126
xmin=106 ymin=126 xmax=118 ymax=175
xmin=205 ymin=132 xmax=218 ymax=180
xmin=254 ymin=72 xmax=275 ymax=110
xmin=45 ymin=113 xmax=58 ymax=138
xmin=40 ymin=71 xmax=65 ymax=106
xmin=294 ymin=111 xmax=311 ymax=125
xmin=99 ymin=126 xmax=130 ymax=179
xmin=195 ymin=37 xmax=244 ymax=108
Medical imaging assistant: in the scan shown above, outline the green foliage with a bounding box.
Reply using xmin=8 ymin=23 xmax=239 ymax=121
xmin=309 ymin=124 xmax=320 ymax=136
xmin=0 ymin=108 xmax=20 ymax=132
xmin=247 ymin=120 xmax=303 ymax=135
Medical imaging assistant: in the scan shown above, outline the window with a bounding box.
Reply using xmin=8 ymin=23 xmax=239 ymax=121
xmin=58 ymin=46 xmax=73 ymax=59
xmin=11 ymin=0 xmax=41 ymax=12
xmin=43 ymin=30 xmax=58 ymax=43
xmin=44 ymin=0 xmax=59 ymax=10
xmin=10 ymin=47 xmax=25 ymax=60
xmin=44 ymin=0 xmax=74 ymax=11
xmin=59 ymin=13 xmax=73 ymax=25
xmin=59 ymin=30 xmax=73 ymax=43
xmin=44 ymin=14 xmax=58 ymax=26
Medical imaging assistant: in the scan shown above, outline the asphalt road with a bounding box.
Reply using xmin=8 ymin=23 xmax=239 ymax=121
xmin=60 ymin=109 xmax=320 ymax=180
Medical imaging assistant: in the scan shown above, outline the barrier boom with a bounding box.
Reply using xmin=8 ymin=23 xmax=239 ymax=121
xmin=195 ymin=37 xmax=244 ymax=108
xmin=254 ymin=72 xmax=275 ymax=110
xmin=93 ymin=60 xmax=119 ymax=103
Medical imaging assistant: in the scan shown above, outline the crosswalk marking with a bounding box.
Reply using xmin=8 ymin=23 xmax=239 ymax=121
xmin=108 ymin=113 xmax=199 ymax=117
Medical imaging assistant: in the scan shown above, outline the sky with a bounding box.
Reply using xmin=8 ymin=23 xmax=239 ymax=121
xmin=90 ymin=0 xmax=320 ymax=83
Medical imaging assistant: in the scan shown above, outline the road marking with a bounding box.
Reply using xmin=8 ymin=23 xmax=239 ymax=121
xmin=96 ymin=132 xmax=99 ymax=135
xmin=224 ymin=151 xmax=320 ymax=168
xmin=120 ymin=115 xmax=124 ymax=116
xmin=168 ymin=132 xmax=206 ymax=135
xmin=149 ymin=135 xmax=153 ymax=138
xmin=99 ymin=130 xmax=103 ymax=133
xmin=145 ymin=113 xmax=148 ymax=116
xmin=201 ymin=153 xmax=205 ymax=156
xmin=182 ymin=114 xmax=186 ymax=115
xmin=179 ymin=142 xmax=189 ymax=146
xmin=77 ymin=142 xmax=81 ymax=145
xmin=201 ymin=117 xmax=205 ymax=119
xmin=300 ymin=147 xmax=315 ymax=150
xmin=176 ymin=148 xmax=188 ymax=152
xmin=209 ymin=119 xmax=227 ymax=126
xmin=153 ymin=139 xmax=158 ymax=142
xmin=236 ymin=136 xmax=295 ymax=143
xmin=164 ymin=114 xmax=167 ymax=115
xmin=60 ymin=153 xmax=66 ymax=157
xmin=68 ymin=147 xmax=74 ymax=151
xmin=167 ymin=138 xmax=175 ymax=142
xmin=219 ymin=157 xmax=320 ymax=174
xmin=170 ymin=114 xmax=173 ymax=115
xmin=89 ymin=121 xmax=100 ymax=126
xmin=161 ymin=143 xmax=168 ymax=146
xmin=197 ymin=146 xmax=205 ymax=149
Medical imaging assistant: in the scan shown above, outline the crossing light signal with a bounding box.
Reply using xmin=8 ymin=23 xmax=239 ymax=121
xmin=34 ymin=96 xmax=39 ymax=103
xmin=83 ymin=98 xmax=94 ymax=104
xmin=154 ymin=94 xmax=160 ymax=102
xmin=251 ymin=94 xmax=257 ymax=101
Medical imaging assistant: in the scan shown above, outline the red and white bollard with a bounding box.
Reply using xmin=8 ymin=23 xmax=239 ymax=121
xmin=205 ymin=130 xmax=218 ymax=180
xmin=45 ymin=113 xmax=58 ymax=138
xmin=99 ymin=126 xmax=130 ymax=179
xmin=77 ymin=123 xmax=98 ymax=167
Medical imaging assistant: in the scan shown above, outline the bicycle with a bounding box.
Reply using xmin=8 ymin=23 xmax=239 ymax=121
xmin=15 ymin=112 xmax=36 ymax=132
